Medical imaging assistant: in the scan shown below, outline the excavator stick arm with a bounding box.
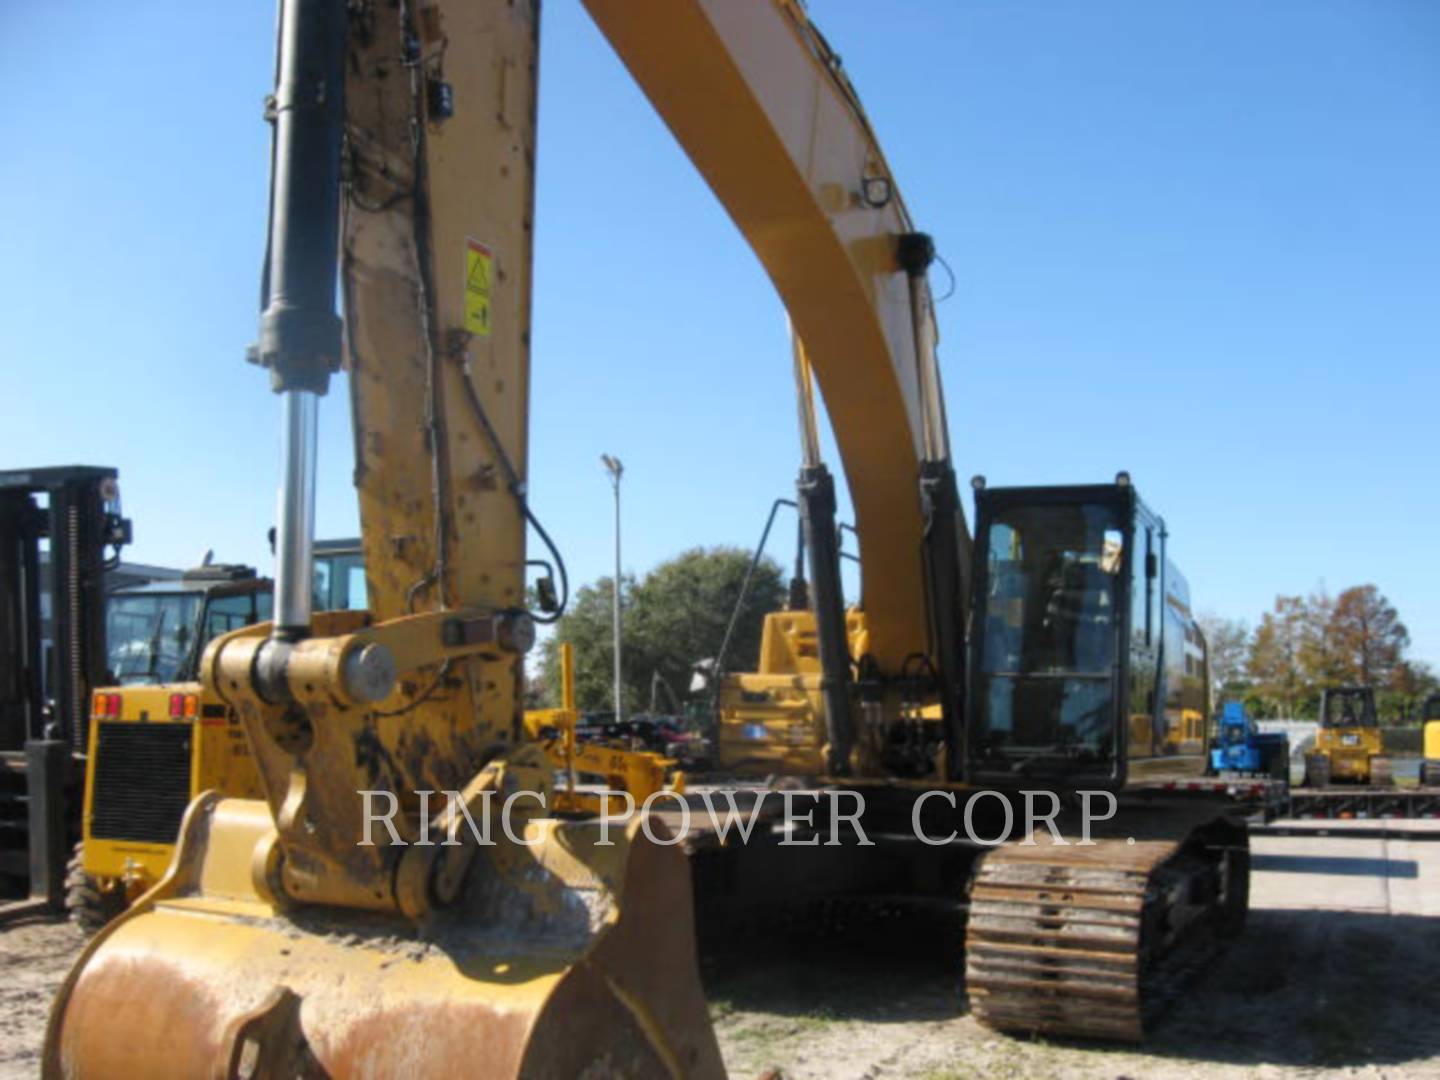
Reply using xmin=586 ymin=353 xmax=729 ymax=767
xmin=44 ymin=0 xmax=975 ymax=1074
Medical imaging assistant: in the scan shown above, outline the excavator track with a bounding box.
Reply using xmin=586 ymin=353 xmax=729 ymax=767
xmin=965 ymin=829 xmax=1247 ymax=1042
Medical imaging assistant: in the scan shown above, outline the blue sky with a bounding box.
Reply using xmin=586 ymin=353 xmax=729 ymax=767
xmin=2 ymin=2 xmax=1436 ymax=666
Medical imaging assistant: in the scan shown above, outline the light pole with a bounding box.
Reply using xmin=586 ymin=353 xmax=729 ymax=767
xmin=600 ymin=454 xmax=624 ymax=722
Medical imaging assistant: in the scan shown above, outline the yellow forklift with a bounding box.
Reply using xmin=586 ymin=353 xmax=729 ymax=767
xmin=1304 ymin=685 xmax=1391 ymax=787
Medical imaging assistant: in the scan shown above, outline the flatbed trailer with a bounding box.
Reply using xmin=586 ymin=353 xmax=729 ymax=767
xmin=1141 ymin=776 xmax=1290 ymax=820
xmin=1288 ymin=784 xmax=1440 ymax=820
xmin=1174 ymin=772 xmax=1440 ymax=821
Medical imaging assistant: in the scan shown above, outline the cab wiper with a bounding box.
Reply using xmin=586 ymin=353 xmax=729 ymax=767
xmin=144 ymin=608 xmax=169 ymax=681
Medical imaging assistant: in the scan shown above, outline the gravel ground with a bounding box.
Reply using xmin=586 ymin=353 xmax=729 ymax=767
xmin=0 ymin=918 xmax=81 ymax=1080
xmin=705 ymin=905 xmax=1440 ymax=1080
xmin=4 ymin=831 xmax=1437 ymax=1079
xmin=706 ymin=828 xmax=1440 ymax=1079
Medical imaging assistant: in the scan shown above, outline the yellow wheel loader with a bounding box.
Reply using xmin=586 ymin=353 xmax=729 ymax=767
xmin=1304 ymin=686 xmax=1390 ymax=787
xmin=67 ymin=564 xmax=273 ymax=930
xmin=68 ymin=541 xmax=372 ymax=931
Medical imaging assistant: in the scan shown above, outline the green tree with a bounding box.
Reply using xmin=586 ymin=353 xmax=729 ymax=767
xmin=1327 ymin=584 xmax=1409 ymax=688
xmin=1247 ymin=596 xmax=1308 ymax=717
xmin=1382 ymin=660 xmax=1440 ymax=722
xmin=1290 ymin=588 xmax=1344 ymax=716
xmin=1196 ymin=611 xmax=1250 ymax=704
xmin=1243 ymin=584 xmax=1423 ymax=719
xmin=538 ymin=546 xmax=786 ymax=715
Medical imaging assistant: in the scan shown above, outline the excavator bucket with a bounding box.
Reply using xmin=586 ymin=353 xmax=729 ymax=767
xmin=45 ymin=795 xmax=724 ymax=1078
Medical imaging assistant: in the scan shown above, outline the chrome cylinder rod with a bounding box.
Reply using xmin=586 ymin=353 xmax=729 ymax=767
xmin=790 ymin=320 xmax=823 ymax=469
xmin=908 ymin=269 xmax=950 ymax=465
xmin=274 ymin=389 xmax=319 ymax=635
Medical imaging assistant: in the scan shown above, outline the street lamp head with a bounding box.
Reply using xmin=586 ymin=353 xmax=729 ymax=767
xmin=600 ymin=453 xmax=623 ymax=480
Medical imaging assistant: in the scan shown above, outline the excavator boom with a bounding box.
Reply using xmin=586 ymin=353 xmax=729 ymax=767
xmin=584 ymin=0 xmax=952 ymax=672
xmin=44 ymin=0 xmax=965 ymax=1075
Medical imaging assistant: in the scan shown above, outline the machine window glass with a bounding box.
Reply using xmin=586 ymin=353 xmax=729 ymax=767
xmin=980 ymin=504 xmax=1121 ymax=678
xmin=105 ymin=593 xmax=202 ymax=685
xmin=1101 ymin=528 xmax=1124 ymax=575
xmin=312 ymin=557 xmax=333 ymax=612
xmin=345 ymin=563 xmax=367 ymax=610
xmin=973 ymin=501 xmax=1124 ymax=769
xmin=312 ymin=552 xmax=365 ymax=610
xmin=1144 ymin=529 xmax=1154 ymax=645
xmin=1131 ymin=528 xmax=1147 ymax=651
xmin=203 ymin=592 xmax=264 ymax=643
xmin=1322 ymin=691 xmax=1377 ymax=728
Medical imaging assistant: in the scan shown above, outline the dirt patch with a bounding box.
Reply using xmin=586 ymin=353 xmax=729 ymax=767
xmin=705 ymin=907 xmax=1440 ymax=1079
xmin=7 ymin=842 xmax=1439 ymax=1079
xmin=0 ymin=918 xmax=83 ymax=1079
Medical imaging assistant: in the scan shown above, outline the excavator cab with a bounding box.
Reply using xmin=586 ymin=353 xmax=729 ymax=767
xmin=967 ymin=477 xmax=1209 ymax=790
xmin=969 ymin=481 xmax=1135 ymax=789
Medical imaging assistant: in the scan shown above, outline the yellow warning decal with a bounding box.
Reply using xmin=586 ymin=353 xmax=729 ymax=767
xmin=464 ymin=239 xmax=493 ymax=336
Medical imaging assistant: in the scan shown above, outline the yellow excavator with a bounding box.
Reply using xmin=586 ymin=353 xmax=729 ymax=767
xmin=47 ymin=0 xmax=1252 ymax=1073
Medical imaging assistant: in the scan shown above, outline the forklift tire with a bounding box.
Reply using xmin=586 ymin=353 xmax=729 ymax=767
xmin=1304 ymin=753 xmax=1330 ymax=789
xmin=64 ymin=843 xmax=125 ymax=935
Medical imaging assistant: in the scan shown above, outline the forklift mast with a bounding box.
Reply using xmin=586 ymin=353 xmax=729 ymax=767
xmin=0 ymin=466 xmax=130 ymax=906
xmin=0 ymin=466 xmax=131 ymax=754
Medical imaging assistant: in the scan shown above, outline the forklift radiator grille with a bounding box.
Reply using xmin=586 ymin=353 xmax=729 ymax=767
xmin=91 ymin=722 xmax=192 ymax=844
